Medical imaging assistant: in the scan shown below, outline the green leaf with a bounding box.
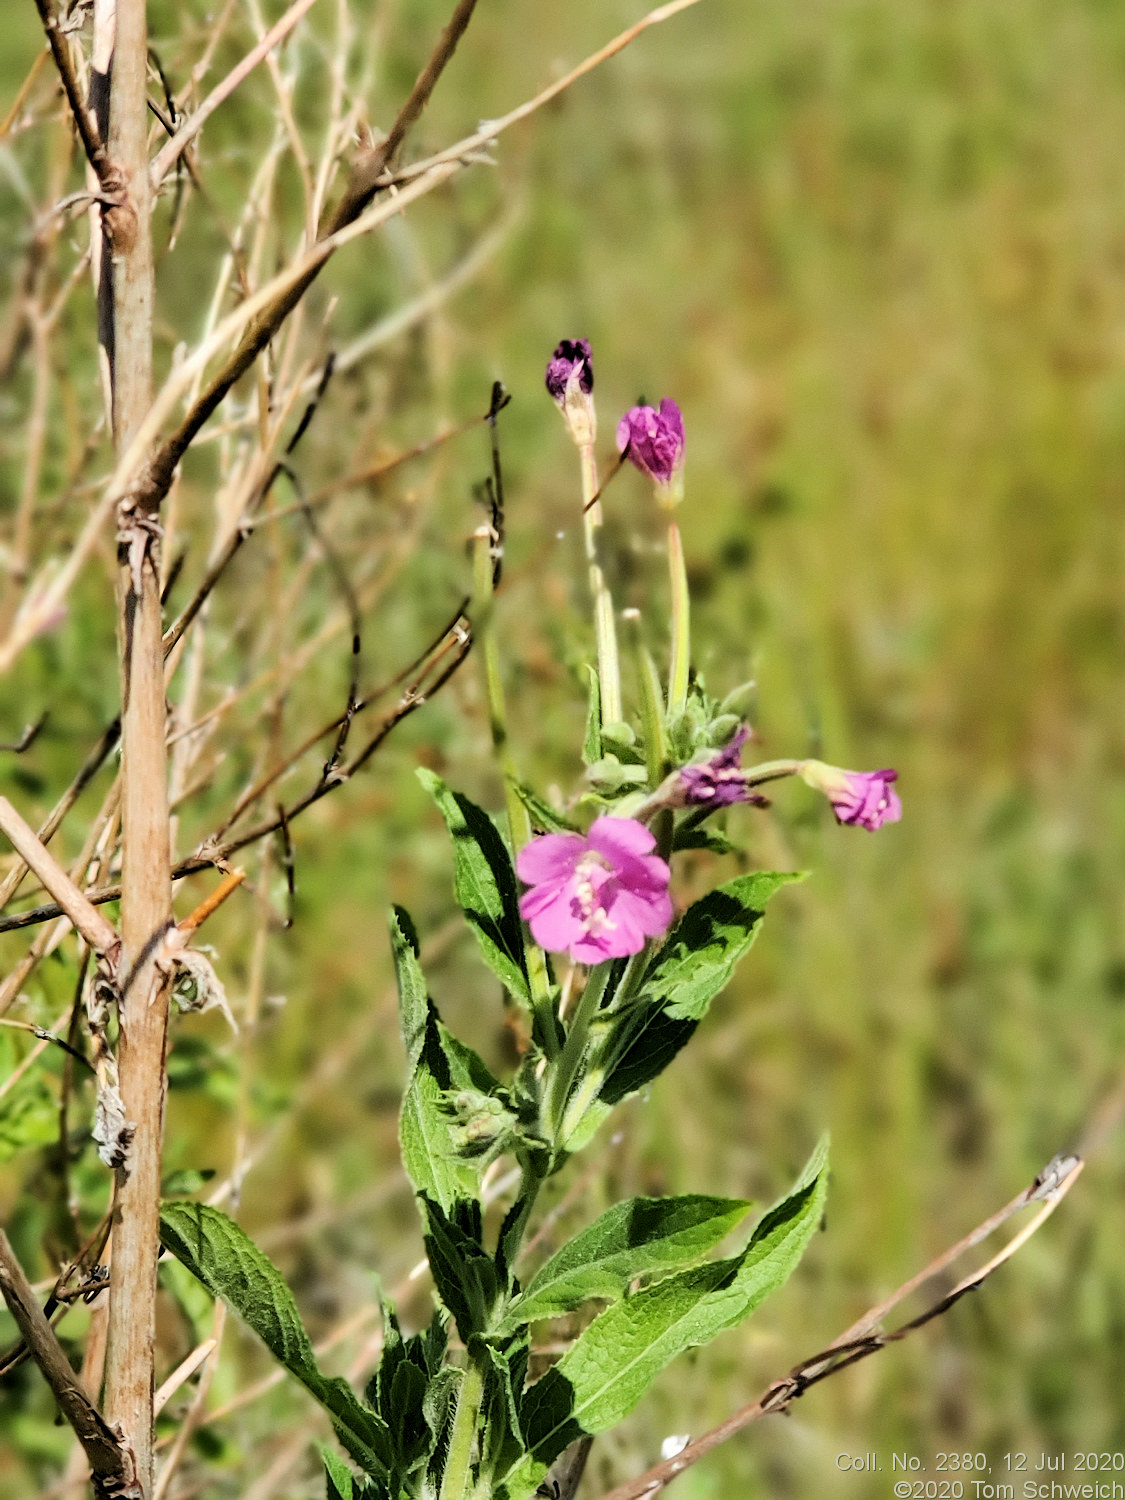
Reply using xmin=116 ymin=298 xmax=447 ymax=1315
xmin=419 ymin=1196 xmax=499 ymax=1342
xmin=161 ymin=1167 xmax=216 ymax=1196
xmin=582 ymin=664 xmax=602 ymax=765
xmin=391 ymin=908 xmax=499 ymax=1212
xmin=500 ymin=1138 xmax=828 ymax=1494
xmin=159 ymin=1202 xmax=392 ymax=1480
xmin=501 ymin=1194 xmax=753 ymax=1331
xmin=417 ymin=768 xmax=530 ymax=1000
xmin=601 ymin=871 xmax=800 ymax=1104
xmin=639 ymin=870 xmax=802 ymax=1022
xmin=322 ymin=1448 xmax=385 ymax=1500
xmin=671 ymin=825 xmax=738 ymax=856
xmin=511 ymin=783 xmax=578 ymax=836
xmin=479 ymin=1337 xmax=528 ymax=1484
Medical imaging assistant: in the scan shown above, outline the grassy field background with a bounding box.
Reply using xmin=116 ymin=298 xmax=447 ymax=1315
xmin=2 ymin=0 xmax=1125 ymax=1494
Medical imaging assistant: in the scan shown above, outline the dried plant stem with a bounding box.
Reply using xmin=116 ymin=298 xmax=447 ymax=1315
xmin=149 ymin=0 xmax=322 ymax=189
xmin=0 ymin=1233 xmax=140 ymax=1499
xmin=0 ymin=797 xmax=119 ymax=957
xmin=99 ymin=1 xmax=172 ymax=1492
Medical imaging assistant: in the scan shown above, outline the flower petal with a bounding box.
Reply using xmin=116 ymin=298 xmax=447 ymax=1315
xmin=516 ymin=832 xmax=584 ymax=886
xmin=586 ymin=816 xmax=658 ymax=863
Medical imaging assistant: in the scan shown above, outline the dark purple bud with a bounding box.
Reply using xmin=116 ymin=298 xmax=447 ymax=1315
xmin=545 ymin=338 xmax=594 ymax=403
xmin=677 ymin=726 xmax=766 ymax=809
xmin=616 ymin=398 xmax=685 ymax=497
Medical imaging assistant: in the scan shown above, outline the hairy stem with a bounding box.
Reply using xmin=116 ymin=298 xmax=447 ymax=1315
xmin=558 ymin=950 xmax=649 ymax=1145
xmin=439 ymin=1357 xmax=485 ymax=1500
xmin=549 ymin=962 xmax=613 ymax=1142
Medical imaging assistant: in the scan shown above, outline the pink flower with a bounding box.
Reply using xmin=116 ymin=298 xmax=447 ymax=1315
xmin=517 ymin=817 xmax=673 ymax=964
xmin=800 ymin=760 xmax=902 ymax=830
xmin=616 ymin=398 xmax=685 ymax=498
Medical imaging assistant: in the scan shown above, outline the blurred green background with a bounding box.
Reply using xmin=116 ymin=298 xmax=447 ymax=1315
xmin=2 ymin=0 xmax=1125 ymax=1495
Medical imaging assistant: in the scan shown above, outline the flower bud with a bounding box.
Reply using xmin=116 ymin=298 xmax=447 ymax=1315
xmin=799 ymin=760 xmax=901 ymax=830
xmin=545 ymin=338 xmax=596 ymax=447
xmin=616 ymin=398 xmax=685 ymax=506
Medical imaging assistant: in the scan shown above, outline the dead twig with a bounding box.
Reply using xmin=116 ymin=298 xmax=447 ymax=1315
xmin=150 ymin=0 xmax=322 ymax=190
xmin=0 ymin=797 xmax=120 ymax=958
xmin=0 ymin=1232 xmax=141 ymax=1500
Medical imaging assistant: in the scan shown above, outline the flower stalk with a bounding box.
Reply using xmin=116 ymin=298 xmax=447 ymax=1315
xmin=548 ymin=960 xmax=612 ymax=1141
xmin=580 ymin=440 xmax=623 ymax=728
xmin=665 ymin=515 xmax=690 ymax=718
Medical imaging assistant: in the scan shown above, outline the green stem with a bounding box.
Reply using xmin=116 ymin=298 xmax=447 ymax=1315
xmin=439 ymin=1357 xmax=485 ymax=1500
xmin=624 ymin=609 xmax=668 ymax=786
xmin=743 ymin=757 xmax=802 ymax=786
xmin=666 ymin=517 xmax=690 ymax=718
xmin=471 ymin=530 xmax=558 ymax=1059
xmin=557 ymin=949 xmax=650 ymax=1145
xmin=580 ymin=442 xmax=622 ymax=727
xmin=548 ymin=962 xmax=612 ymax=1141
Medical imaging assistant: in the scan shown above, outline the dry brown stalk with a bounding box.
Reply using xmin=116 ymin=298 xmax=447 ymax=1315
xmin=97 ymin=0 xmax=172 ymax=1491
xmin=0 ymin=797 xmax=119 ymax=957
xmin=0 ymin=1231 xmax=141 ymax=1500
xmin=0 ymin=0 xmax=705 ymax=677
xmin=30 ymin=0 xmax=115 ymax=192
xmin=149 ymin=0 xmax=322 ymax=190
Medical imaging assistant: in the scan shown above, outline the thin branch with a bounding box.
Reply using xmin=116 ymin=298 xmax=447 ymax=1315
xmin=150 ymin=0 xmax=322 ymax=189
xmin=387 ymin=0 xmax=704 ymax=189
xmin=0 ymin=603 xmax=475 ymax=935
xmin=0 ymin=0 xmax=703 ymax=674
xmin=31 ymin=0 xmax=116 ymax=191
xmin=331 ymin=0 xmax=481 ymax=219
xmin=0 ymin=797 xmax=120 ymax=957
xmin=176 ymin=869 xmax=246 ymax=936
xmin=596 ymin=1153 xmax=1084 ymax=1500
xmin=0 ymin=715 xmax=120 ymax=915
xmin=0 ymin=1232 xmax=141 ymax=1500
xmin=152 ymin=1339 xmax=217 ymax=1418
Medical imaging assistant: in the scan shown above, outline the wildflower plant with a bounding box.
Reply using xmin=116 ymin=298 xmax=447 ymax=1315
xmin=155 ymin=341 xmax=899 ymax=1500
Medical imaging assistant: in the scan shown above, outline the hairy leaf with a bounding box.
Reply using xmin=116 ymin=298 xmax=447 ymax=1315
xmin=501 ymin=1194 xmax=753 ymax=1330
xmin=417 ymin=769 xmax=529 ymax=999
xmin=499 ymin=1138 xmax=828 ymax=1494
xmin=391 ymin=907 xmax=498 ymax=1211
xmin=321 ymin=1448 xmax=385 ymax=1500
xmin=511 ymin=782 xmax=579 ymax=835
xmin=159 ymin=1202 xmax=392 ymax=1479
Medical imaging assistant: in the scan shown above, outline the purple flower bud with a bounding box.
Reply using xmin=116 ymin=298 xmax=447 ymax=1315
xmin=800 ymin=760 xmax=901 ymax=831
xmin=545 ymin=338 xmax=594 ymax=402
xmin=616 ymin=398 xmax=685 ymax=500
xmin=546 ymin=339 xmax=596 ymax=446
xmin=677 ymin=726 xmax=764 ymax=809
